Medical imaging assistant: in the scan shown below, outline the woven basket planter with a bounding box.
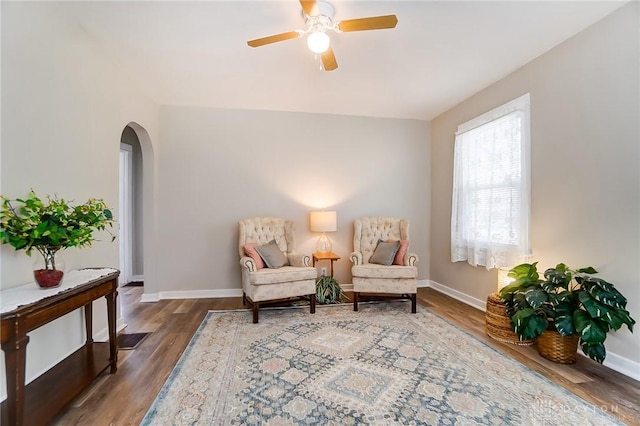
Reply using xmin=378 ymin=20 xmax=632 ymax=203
xmin=485 ymin=293 xmax=534 ymax=346
xmin=537 ymin=330 xmax=579 ymax=364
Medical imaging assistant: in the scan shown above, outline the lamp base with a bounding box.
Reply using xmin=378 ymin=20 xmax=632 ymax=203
xmin=316 ymin=233 xmax=332 ymax=253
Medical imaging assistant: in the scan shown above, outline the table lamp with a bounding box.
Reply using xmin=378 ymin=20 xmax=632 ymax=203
xmin=309 ymin=210 xmax=337 ymax=253
xmin=497 ymin=267 xmax=515 ymax=290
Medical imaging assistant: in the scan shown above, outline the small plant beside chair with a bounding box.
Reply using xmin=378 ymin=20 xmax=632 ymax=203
xmin=315 ymin=274 xmax=348 ymax=305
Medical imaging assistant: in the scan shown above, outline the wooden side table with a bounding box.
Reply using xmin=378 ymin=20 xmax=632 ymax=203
xmin=1 ymin=269 xmax=120 ymax=426
xmin=312 ymin=252 xmax=340 ymax=277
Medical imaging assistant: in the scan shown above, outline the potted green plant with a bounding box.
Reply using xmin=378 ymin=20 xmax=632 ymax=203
xmin=315 ymin=274 xmax=348 ymax=305
xmin=0 ymin=190 xmax=115 ymax=288
xmin=499 ymin=262 xmax=635 ymax=364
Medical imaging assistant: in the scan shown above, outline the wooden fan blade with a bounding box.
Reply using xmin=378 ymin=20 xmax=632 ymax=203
xmin=337 ymin=15 xmax=398 ymax=32
xmin=300 ymin=0 xmax=317 ymax=16
xmin=247 ymin=31 xmax=300 ymax=47
xmin=321 ymin=47 xmax=338 ymax=71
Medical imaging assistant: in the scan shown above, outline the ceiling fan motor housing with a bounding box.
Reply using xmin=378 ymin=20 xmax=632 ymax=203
xmin=303 ymin=0 xmax=336 ymax=33
xmin=302 ymin=0 xmax=335 ymax=20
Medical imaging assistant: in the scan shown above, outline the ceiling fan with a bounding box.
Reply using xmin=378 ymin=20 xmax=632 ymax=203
xmin=247 ymin=0 xmax=398 ymax=71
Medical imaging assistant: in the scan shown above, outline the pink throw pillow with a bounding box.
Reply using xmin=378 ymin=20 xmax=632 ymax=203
xmin=243 ymin=243 xmax=265 ymax=270
xmin=388 ymin=239 xmax=409 ymax=265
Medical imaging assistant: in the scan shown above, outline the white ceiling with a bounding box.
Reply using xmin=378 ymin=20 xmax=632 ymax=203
xmin=58 ymin=1 xmax=626 ymax=120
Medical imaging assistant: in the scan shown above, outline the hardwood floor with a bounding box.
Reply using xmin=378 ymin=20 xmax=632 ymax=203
xmin=53 ymin=287 xmax=640 ymax=425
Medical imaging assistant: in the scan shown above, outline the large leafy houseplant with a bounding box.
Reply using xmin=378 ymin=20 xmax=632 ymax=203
xmin=0 ymin=190 xmax=115 ymax=287
xmin=499 ymin=262 xmax=635 ymax=363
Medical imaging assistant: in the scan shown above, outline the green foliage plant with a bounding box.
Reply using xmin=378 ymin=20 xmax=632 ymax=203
xmin=315 ymin=275 xmax=348 ymax=305
xmin=0 ymin=190 xmax=115 ymax=269
xmin=499 ymin=262 xmax=635 ymax=363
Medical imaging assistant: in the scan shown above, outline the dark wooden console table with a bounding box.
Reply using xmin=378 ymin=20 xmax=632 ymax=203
xmin=0 ymin=269 xmax=119 ymax=426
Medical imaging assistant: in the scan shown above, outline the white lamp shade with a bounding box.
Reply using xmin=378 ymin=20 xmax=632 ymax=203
xmin=307 ymin=31 xmax=330 ymax=54
xmin=497 ymin=267 xmax=515 ymax=290
xmin=309 ymin=211 xmax=337 ymax=232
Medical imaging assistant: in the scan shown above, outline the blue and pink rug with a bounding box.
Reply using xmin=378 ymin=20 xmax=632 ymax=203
xmin=141 ymin=303 xmax=623 ymax=425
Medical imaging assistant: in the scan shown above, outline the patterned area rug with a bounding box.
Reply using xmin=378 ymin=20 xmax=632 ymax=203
xmin=141 ymin=304 xmax=622 ymax=425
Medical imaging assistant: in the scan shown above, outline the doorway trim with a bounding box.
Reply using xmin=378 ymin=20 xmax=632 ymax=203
xmin=125 ymin=122 xmax=158 ymax=301
xmin=119 ymin=143 xmax=133 ymax=286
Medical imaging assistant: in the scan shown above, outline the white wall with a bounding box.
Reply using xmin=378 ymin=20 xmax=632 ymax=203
xmin=430 ymin=3 xmax=639 ymax=374
xmin=153 ymin=106 xmax=430 ymax=296
xmin=0 ymin=2 xmax=159 ymax=398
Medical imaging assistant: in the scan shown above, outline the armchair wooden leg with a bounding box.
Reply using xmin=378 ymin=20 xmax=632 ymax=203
xmin=411 ymin=293 xmax=417 ymax=314
xmin=310 ymin=294 xmax=316 ymax=314
xmin=242 ymin=292 xmax=248 ymax=306
xmin=354 ymin=292 xmax=359 ymax=311
xmin=252 ymin=302 xmax=259 ymax=324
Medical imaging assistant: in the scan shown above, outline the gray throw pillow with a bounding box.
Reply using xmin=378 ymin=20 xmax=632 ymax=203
xmin=369 ymin=240 xmax=400 ymax=266
xmin=255 ymin=239 xmax=289 ymax=268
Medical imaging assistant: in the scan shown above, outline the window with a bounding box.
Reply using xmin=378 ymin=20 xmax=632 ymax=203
xmin=451 ymin=93 xmax=531 ymax=270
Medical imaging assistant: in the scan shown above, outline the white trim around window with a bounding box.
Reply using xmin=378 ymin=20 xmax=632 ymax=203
xmin=451 ymin=93 xmax=531 ymax=270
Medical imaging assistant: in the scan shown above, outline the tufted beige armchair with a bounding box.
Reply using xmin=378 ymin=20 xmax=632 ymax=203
xmin=238 ymin=217 xmax=316 ymax=323
xmin=350 ymin=217 xmax=419 ymax=313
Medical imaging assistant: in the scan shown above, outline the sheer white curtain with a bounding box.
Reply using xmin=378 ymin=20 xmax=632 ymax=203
xmin=451 ymin=94 xmax=531 ymax=270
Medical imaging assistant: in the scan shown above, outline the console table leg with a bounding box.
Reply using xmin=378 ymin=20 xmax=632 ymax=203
xmin=84 ymin=303 xmax=94 ymax=345
xmin=106 ymin=290 xmax=118 ymax=373
xmin=2 ymin=334 xmax=30 ymax=426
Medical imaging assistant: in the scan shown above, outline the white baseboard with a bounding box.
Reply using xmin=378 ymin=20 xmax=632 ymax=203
xmin=339 ymin=283 xmax=353 ymax=291
xmin=417 ymin=279 xmax=430 ymax=288
xmin=140 ymin=288 xmax=243 ymax=302
xmin=131 ymin=275 xmax=144 ymax=282
xmin=140 ymin=293 xmax=159 ymax=303
xmin=586 ymin=348 xmax=640 ymax=382
xmin=426 ymin=279 xmax=640 ymax=381
xmin=426 ymin=279 xmax=487 ymax=311
xmin=94 ymin=318 xmax=127 ymax=342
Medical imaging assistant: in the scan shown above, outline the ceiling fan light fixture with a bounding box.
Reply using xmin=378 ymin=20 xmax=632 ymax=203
xmin=307 ymin=31 xmax=330 ymax=53
xmin=246 ymin=0 xmax=399 ymax=71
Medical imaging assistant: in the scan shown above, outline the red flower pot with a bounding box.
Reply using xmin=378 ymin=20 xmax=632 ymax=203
xmin=34 ymin=269 xmax=64 ymax=288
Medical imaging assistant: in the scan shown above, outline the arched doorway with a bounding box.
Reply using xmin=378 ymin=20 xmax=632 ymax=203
xmin=118 ymin=122 xmax=157 ymax=298
xmin=120 ymin=127 xmax=142 ymax=285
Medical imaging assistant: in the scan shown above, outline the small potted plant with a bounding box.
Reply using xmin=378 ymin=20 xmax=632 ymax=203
xmin=0 ymin=190 xmax=115 ymax=288
xmin=499 ymin=262 xmax=635 ymax=364
xmin=315 ymin=274 xmax=348 ymax=305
